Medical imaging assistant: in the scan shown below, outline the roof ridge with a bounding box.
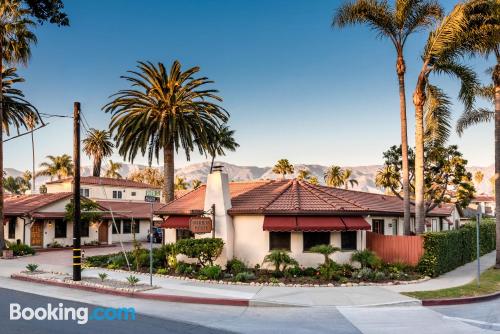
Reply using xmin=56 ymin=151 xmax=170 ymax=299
xmin=301 ymin=181 xmax=366 ymax=210
xmin=292 ymin=180 xmax=300 ymax=210
xmin=260 ymin=180 xmax=294 ymax=210
xmin=299 ymin=181 xmax=343 ymax=210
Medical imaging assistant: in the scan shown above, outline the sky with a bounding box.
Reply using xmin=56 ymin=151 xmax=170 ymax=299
xmin=5 ymin=0 xmax=495 ymax=171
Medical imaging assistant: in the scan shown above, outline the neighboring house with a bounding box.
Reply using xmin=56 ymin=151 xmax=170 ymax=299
xmin=45 ymin=176 xmax=161 ymax=202
xmin=465 ymin=194 xmax=496 ymax=218
xmin=156 ymin=169 xmax=458 ymax=267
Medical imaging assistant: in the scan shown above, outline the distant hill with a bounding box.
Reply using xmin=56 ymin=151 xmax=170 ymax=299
xmin=8 ymin=161 xmax=494 ymax=195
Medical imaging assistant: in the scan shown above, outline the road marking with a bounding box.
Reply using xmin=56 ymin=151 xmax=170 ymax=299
xmin=443 ymin=315 xmax=500 ymax=329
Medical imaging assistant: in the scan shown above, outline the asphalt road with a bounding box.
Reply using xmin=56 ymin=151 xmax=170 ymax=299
xmin=0 ymin=288 xmax=233 ymax=334
xmin=431 ymin=299 xmax=500 ymax=331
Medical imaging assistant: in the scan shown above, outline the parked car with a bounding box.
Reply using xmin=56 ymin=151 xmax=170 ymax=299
xmin=148 ymin=227 xmax=163 ymax=243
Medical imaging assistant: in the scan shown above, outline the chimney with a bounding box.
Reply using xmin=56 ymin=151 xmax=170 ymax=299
xmin=203 ymin=166 xmax=234 ymax=263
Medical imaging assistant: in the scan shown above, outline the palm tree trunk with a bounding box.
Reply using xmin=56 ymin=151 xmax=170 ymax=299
xmin=163 ymin=141 xmax=175 ymax=203
xmin=0 ymin=49 xmax=4 ymax=252
xmin=413 ymin=73 xmax=427 ymax=234
xmin=31 ymin=131 xmax=35 ymax=194
xmin=93 ymin=157 xmax=101 ymax=177
xmin=494 ymin=60 xmax=500 ymax=268
xmin=397 ymin=56 xmax=411 ymax=235
xmin=210 ymin=155 xmax=215 ymax=174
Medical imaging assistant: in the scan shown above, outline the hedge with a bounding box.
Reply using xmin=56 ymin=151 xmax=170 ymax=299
xmin=418 ymin=220 xmax=496 ymax=277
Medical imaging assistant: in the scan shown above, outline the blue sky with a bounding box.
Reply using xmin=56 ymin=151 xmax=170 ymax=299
xmin=5 ymin=0 xmax=494 ymax=171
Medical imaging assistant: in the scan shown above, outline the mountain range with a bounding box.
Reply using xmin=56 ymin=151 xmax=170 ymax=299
xmin=5 ymin=161 xmax=494 ymax=195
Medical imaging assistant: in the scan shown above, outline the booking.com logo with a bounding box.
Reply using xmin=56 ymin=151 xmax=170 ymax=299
xmin=10 ymin=303 xmax=136 ymax=325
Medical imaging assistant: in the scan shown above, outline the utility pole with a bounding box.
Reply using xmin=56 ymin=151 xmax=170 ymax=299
xmin=73 ymin=102 xmax=82 ymax=281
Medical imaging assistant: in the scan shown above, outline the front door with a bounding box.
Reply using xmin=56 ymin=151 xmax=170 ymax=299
xmin=30 ymin=222 xmax=43 ymax=247
xmin=98 ymin=221 xmax=108 ymax=244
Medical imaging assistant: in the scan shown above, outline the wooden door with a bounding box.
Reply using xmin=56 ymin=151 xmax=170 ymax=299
xmin=30 ymin=222 xmax=43 ymax=247
xmin=98 ymin=221 xmax=108 ymax=244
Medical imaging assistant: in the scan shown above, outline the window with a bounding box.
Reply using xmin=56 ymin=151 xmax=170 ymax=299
xmin=8 ymin=218 xmax=15 ymax=239
xmin=269 ymin=232 xmax=291 ymax=251
xmin=131 ymin=192 xmax=136 ymax=197
xmin=112 ymin=191 xmax=122 ymax=199
xmin=341 ymin=231 xmax=357 ymax=250
xmin=392 ymin=219 xmax=398 ymax=235
xmin=112 ymin=220 xmax=121 ymax=234
xmin=81 ymin=221 xmax=89 ymax=237
xmin=132 ymin=220 xmax=140 ymax=233
xmin=432 ymin=218 xmax=438 ymax=232
xmin=303 ymin=232 xmax=330 ymax=251
xmin=176 ymin=229 xmax=194 ymax=241
xmin=54 ymin=219 xmax=67 ymax=238
xmin=80 ymin=188 xmax=89 ymax=197
xmin=372 ymin=219 xmax=385 ymax=234
xmin=122 ymin=220 xmax=132 ymax=234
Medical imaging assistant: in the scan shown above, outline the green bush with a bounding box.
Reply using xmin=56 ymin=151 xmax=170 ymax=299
xmin=354 ymin=268 xmax=374 ymax=280
xmin=109 ymin=254 xmax=128 ymax=268
xmin=309 ymin=244 xmax=340 ymax=265
xmin=154 ymin=243 xmax=177 ymax=268
xmin=318 ymin=261 xmax=340 ymax=280
xmin=234 ymin=271 xmax=256 ymax=282
xmin=284 ymin=265 xmax=303 ymax=278
xmin=175 ymin=262 xmax=196 ymax=275
xmin=351 ymin=250 xmax=382 ymax=269
xmin=263 ymin=250 xmax=298 ymax=274
xmin=198 ymin=265 xmax=222 ymax=280
xmin=85 ymin=254 xmax=113 ymax=267
xmin=9 ymin=243 xmax=35 ymax=256
xmin=156 ymin=268 xmax=168 ymax=275
xmin=176 ymin=238 xmax=224 ymax=267
xmin=418 ymin=221 xmax=496 ymax=277
xmin=226 ymin=258 xmax=246 ymax=275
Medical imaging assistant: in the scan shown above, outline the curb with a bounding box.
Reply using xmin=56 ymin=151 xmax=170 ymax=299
xmin=10 ymin=274 xmax=249 ymax=307
xmin=422 ymin=291 xmax=500 ymax=306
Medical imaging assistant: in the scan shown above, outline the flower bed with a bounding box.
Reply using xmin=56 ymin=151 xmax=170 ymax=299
xmin=84 ymin=239 xmax=426 ymax=287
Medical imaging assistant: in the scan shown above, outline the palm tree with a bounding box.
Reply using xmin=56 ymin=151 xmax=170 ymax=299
xmin=297 ymin=169 xmax=311 ymax=181
xmin=174 ymin=176 xmax=188 ymax=191
xmin=83 ymin=128 xmax=113 ymax=177
xmin=191 ymin=179 xmax=202 ymax=189
xmin=333 ymin=0 xmax=442 ymax=235
xmin=375 ymin=165 xmax=402 ymax=195
xmin=474 ymin=170 xmax=485 ymax=186
xmin=204 ymin=124 xmax=239 ymax=173
xmin=37 ymin=154 xmax=73 ymax=181
xmin=104 ymin=160 xmax=122 ymax=179
xmin=342 ymin=168 xmax=358 ymax=189
xmin=324 ymin=165 xmax=344 ymax=187
xmin=103 ymin=60 xmax=229 ymax=203
xmin=0 ymin=0 xmax=37 ymax=251
xmin=272 ymin=159 xmax=294 ymax=179
xmin=308 ymin=176 xmax=319 ymax=185
xmin=128 ymin=167 xmax=163 ymax=187
xmin=412 ymin=3 xmax=480 ymax=233
xmin=25 ymin=111 xmax=37 ymax=193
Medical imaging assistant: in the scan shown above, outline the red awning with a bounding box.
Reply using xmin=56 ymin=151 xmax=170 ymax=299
xmin=161 ymin=216 xmax=191 ymax=229
xmin=263 ymin=216 xmax=297 ymax=231
xmin=296 ymin=216 xmax=345 ymax=231
xmin=341 ymin=217 xmax=371 ymax=230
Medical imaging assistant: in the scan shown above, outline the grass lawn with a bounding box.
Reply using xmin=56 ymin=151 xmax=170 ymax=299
xmin=403 ymin=267 xmax=500 ymax=300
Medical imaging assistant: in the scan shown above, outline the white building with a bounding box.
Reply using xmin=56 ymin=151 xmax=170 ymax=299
xmin=156 ymin=169 xmax=458 ymax=268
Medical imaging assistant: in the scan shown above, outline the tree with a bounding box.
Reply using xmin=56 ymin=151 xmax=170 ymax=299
xmin=308 ymin=176 xmax=319 ymax=185
xmin=103 ymin=160 xmax=122 ymax=179
xmin=272 ymin=159 xmax=294 ymax=179
xmin=333 ymin=0 xmax=443 ymax=235
xmin=342 ymin=168 xmax=358 ymax=189
xmin=203 ymin=124 xmax=239 ymax=173
xmin=23 ymin=0 xmax=69 ymax=26
xmin=324 ymin=165 xmax=343 ymax=187
xmin=412 ymin=3 xmax=480 ymax=233
xmin=474 ymin=170 xmax=485 ymax=186
xmin=376 ymin=145 xmax=475 ymax=215
xmin=174 ymin=176 xmax=188 ymax=191
xmin=297 ymin=169 xmax=311 ymax=181
xmin=83 ymin=128 xmax=113 ymax=177
xmin=191 ymin=179 xmax=202 ymax=189
xmin=3 ymin=175 xmax=29 ymax=194
xmin=104 ymin=60 xmax=228 ymax=203
xmin=37 ymin=154 xmax=73 ymax=180
xmin=128 ymin=167 xmax=163 ymax=187
xmin=309 ymin=244 xmax=340 ymax=266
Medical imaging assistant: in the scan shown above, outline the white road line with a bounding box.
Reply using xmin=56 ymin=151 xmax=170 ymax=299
xmin=443 ymin=315 xmax=500 ymax=329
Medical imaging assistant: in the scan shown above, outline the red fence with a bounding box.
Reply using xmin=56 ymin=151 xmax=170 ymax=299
xmin=366 ymin=232 xmax=424 ymax=266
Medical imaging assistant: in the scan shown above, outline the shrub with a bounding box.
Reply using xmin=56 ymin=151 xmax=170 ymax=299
xmin=263 ymin=250 xmax=298 ymax=274
xmin=98 ymin=273 xmax=108 ymax=282
xmin=303 ymin=267 xmax=317 ymax=276
xmin=354 ymin=268 xmax=374 ymax=280
xmin=126 ymin=275 xmax=140 ymax=286
xmin=418 ymin=221 xmax=496 ymax=277
xmin=226 ymin=258 xmax=246 ymax=275
xmin=47 ymin=241 xmax=63 ymax=248
xmin=351 ymin=250 xmax=382 ymax=269
xmin=318 ymin=261 xmax=341 ymax=280
xmin=109 ymin=254 xmax=128 ymax=268
xmin=234 ymin=271 xmax=256 ymax=282
xmin=156 ymin=268 xmax=168 ymax=275
xmin=176 ymin=238 xmax=224 ymax=267
xmin=175 ymin=262 xmax=196 ymax=276
xmin=85 ymin=254 xmax=113 ymax=267
xmin=9 ymin=243 xmax=35 ymax=256
xmin=284 ymin=265 xmax=303 ymax=278
xmin=26 ymin=264 xmax=38 ymax=273
xmin=309 ymin=244 xmax=340 ymax=265
xmin=154 ymin=243 xmax=177 ymax=268
xmin=198 ymin=265 xmax=222 ymax=280
xmin=107 ymin=263 xmax=120 ymax=270
xmin=374 ymin=271 xmax=386 ymax=281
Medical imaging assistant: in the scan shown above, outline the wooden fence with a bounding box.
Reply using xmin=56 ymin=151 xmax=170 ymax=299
xmin=366 ymin=232 xmax=424 ymax=266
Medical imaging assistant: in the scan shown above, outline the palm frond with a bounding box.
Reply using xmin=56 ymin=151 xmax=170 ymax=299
xmin=424 ymin=84 xmax=451 ymax=146
xmin=456 ymin=108 xmax=494 ymax=135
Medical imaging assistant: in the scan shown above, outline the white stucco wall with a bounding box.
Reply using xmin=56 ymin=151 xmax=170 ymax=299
xmin=109 ymin=219 xmax=150 ymax=243
xmin=46 ymin=182 xmax=161 ymax=202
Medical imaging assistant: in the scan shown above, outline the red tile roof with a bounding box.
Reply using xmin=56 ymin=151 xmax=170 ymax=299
xmin=97 ymin=200 xmax=164 ymax=220
xmin=474 ymin=194 xmax=495 ymax=202
xmin=156 ymin=180 xmax=454 ymax=217
xmin=46 ymin=176 xmax=160 ymax=189
xmin=4 ymin=193 xmax=73 ymax=216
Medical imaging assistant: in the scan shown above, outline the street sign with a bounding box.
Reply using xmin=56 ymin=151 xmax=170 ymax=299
xmin=189 ymin=217 xmax=213 ymax=234
xmin=145 ymin=195 xmax=160 ymax=203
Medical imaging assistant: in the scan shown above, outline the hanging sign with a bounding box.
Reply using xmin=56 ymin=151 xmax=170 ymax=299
xmin=189 ymin=217 xmax=212 ymax=234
